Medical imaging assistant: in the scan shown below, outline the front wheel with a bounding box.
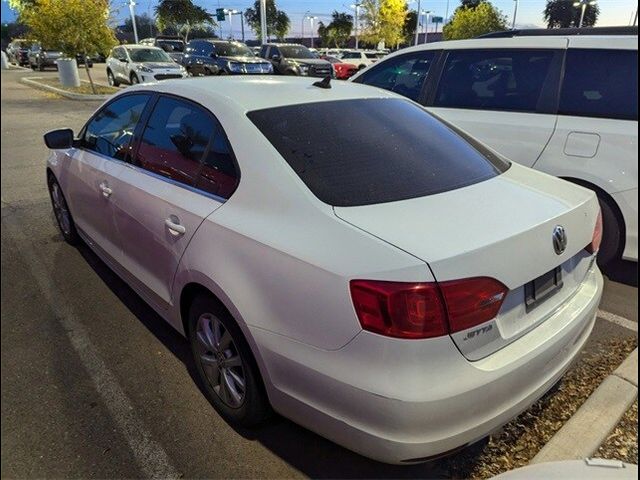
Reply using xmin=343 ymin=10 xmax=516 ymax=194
xmin=188 ymin=294 xmax=270 ymax=427
xmin=47 ymin=175 xmax=79 ymax=245
xmin=107 ymin=70 xmax=119 ymax=87
xmin=130 ymin=72 xmax=140 ymax=84
xmin=38 ymin=60 xmax=45 ymax=71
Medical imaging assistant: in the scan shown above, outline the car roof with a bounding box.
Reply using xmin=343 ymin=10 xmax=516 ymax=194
xmin=125 ymin=76 xmax=402 ymax=112
xmin=123 ymin=44 xmax=163 ymax=50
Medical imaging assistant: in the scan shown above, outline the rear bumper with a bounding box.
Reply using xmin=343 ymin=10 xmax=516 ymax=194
xmin=253 ymin=266 xmax=603 ymax=464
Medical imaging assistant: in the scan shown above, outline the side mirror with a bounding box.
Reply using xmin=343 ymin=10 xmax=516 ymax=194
xmin=44 ymin=128 xmax=74 ymax=149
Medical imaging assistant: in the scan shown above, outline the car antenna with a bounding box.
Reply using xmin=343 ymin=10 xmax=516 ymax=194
xmin=312 ymin=76 xmax=331 ymax=89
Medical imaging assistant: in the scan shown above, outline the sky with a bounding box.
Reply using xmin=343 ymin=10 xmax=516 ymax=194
xmin=2 ymin=0 xmax=638 ymax=39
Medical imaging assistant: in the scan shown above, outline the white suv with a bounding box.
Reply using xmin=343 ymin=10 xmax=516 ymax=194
xmin=352 ymin=29 xmax=638 ymax=266
xmin=340 ymin=50 xmax=386 ymax=69
xmin=106 ymin=45 xmax=187 ymax=86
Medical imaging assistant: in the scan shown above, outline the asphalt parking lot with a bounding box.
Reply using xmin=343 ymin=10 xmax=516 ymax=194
xmin=1 ymin=68 xmax=637 ymax=478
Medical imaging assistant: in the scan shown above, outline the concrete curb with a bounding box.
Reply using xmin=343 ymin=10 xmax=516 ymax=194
xmin=20 ymin=76 xmax=112 ymax=101
xmin=531 ymin=347 xmax=638 ymax=464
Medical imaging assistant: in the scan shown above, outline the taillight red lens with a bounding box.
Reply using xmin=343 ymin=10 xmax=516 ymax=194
xmin=350 ymin=277 xmax=508 ymax=339
xmin=439 ymin=277 xmax=508 ymax=333
xmin=586 ymin=210 xmax=603 ymax=254
xmin=350 ymin=281 xmax=448 ymax=339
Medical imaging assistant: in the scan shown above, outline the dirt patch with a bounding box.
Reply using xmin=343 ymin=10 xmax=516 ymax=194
xmin=445 ymin=337 xmax=638 ymax=479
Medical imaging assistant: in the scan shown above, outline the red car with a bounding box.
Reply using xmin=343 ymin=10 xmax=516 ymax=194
xmin=321 ymin=55 xmax=358 ymax=80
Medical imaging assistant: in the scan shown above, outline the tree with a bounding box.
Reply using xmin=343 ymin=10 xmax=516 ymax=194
xmin=402 ymin=10 xmax=417 ymax=45
xmin=317 ymin=11 xmax=354 ymax=48
xmin=360 ymin=0 xmax=407 ymax=48
xmin=21 ymin=0 xmax=117 ymax=93
xmin=543 ymin=0 xmax=599 ymax=28
xmin=443 ymin=1 xmax=507 ymax=40
xmin=155 ymin=0 xmax=214 ymax=41
xmin=460 ymin=0 xmax=483 ymax=9
xmin=123 ymin=14 xmax=158 ymax=39
xmin=245 ymin=0 xmax=290 ymax=41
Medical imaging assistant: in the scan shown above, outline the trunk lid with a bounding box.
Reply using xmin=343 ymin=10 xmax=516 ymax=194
xmin=334 ymin=163 xmax=599 ymax=359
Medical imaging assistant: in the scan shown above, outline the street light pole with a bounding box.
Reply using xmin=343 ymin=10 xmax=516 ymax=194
xmin=573 ymin=0 xmax=597 ymax=29
xmin=414 ymin=0 xmax=421 ymax=46
xmin=512 ymin=0 xmax=519 ymax=29
xmin=350 ymin=3 xmax=362 ymax=50
xmin=306 ymin=16 xmax=317 ymax=48
xmin=260 ymin=0 xmax=267 ymax=44
xmin=128 ymin=0 xmax=139 ymax=44
xmin=423 ymin=10 xmax=431 ymax=44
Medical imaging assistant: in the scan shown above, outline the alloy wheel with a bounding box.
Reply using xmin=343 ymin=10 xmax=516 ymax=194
xmin=50 ymin=182 xmax=71 ymax=236
xmin=195 ymin=313 xmax=246 ymax=408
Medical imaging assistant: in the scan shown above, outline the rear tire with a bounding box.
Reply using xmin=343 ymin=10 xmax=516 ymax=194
xmin=188 ymin=294 xmax=270 ymax=427
xmin=38 ymin=60 xmax=44 ymax=71
xmin=597 ymin=197 xmax=622 ymax=267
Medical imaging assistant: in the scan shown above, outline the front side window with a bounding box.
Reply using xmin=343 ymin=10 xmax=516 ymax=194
xmin=248 ymin=98 xmax=509 ymax=207
xmin=434 ymin=49 xmax=556 ymax=113
xmin=355 ymin=51 xmax=436 ymax=102
xmin=83 ymin=94 xmax=150 ymax=160
xmin=135 ymin=96 xmax=239 ymax=198
xmin=341 ymin=52 xmax=360 ymax=59
xmin=560 ymin=49 xmax=638 ymax=121
xmin=279 ymin=45 xmax=314 ymax=59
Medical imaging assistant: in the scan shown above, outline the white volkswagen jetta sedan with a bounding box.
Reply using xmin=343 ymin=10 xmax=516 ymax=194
xmin=44 ymin=77 xmax=603 ymax=464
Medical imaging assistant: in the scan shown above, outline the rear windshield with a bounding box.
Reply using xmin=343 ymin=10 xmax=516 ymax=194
xmin=248 ymin=98 xmax=510 ymax=207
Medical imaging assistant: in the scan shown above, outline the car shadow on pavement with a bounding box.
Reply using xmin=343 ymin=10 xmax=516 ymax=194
xmin=74 ymin=241 xmax=453 ymax=479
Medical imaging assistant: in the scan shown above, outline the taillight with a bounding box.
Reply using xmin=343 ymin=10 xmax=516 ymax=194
xmin=350 ymin=277 xmax=508 ymax=339
xmin=585 ymin=210 xmax=603 ymax=254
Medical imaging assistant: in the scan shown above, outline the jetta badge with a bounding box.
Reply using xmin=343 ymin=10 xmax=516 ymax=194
xmin=552 ymin=225 xmax=568 ymax=255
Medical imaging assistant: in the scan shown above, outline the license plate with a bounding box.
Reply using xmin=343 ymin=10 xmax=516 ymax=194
xmin=246 ymin=64 xmax=260 ymax=73
xmin=525 ymin=267 xmax=563 ymax=311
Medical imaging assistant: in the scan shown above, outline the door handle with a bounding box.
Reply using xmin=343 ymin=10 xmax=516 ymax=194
xmin=99 ymin=182 xmax=112 ymax=198
xmin=165 ymin=217 xmax=186 ymax=236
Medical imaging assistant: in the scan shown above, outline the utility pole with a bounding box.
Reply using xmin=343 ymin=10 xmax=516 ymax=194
xmin=423 ymin=11 xmax=431 ymax=44
xmin=351 ymin=3 xmax=362 ymax=50
xmin=414 ymin=0 xmax=421 ymax=46
xmin=306 ymin=16 xmax=317 ymax=48
xmin=260 ymin=0 xmax=267 ymax=44
xmin=512 ymin=0 xmax=519 ymax=29
xmin=445 ymin=0 xmax=450 ymax=23
xmin=128 ymin=0 xmax=139 ymax=44
xmin=634 ymin=8 xmax=638 ymax=26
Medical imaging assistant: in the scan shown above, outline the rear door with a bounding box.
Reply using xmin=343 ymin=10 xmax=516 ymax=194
xmin=110 ymin=94 xmax=239 ymax=311
xmin=427 ymin=38 xmax=566 ymax=167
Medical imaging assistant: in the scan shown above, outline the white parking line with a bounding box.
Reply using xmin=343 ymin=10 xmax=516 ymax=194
xmin=3 ymin=216 xmax=180 ymax=479
xmin=598 ymin=309 xmax=638 ymax=333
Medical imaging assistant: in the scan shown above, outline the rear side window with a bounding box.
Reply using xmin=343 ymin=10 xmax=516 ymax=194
xmin=135 ymin=96 xmax=239 ymax=198
xmin=83 ymin=94 xmax=150 ymax=160
xmin=248 ymin=98 xmax=509 ymax=207
xmin=560 ymin=49 xmax=638 ymax=121
xmin=434 ymin=49 xmax=556 ymax=113
xmin=355 ymin=51 xmax=436 ymax=102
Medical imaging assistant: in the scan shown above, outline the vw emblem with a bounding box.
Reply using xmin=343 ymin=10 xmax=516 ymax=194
xmin=552 ymin=225 xmax=568 ymax=255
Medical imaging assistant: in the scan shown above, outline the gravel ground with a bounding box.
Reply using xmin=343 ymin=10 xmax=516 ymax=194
xmin=446 ymin=337 xmax=638 ymax=479
xmin=595 ymin=401 xmax=638 ymax=464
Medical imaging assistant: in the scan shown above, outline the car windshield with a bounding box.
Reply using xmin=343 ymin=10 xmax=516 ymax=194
xmin=214 ymin=42 xmax=255 ymax=57
xmin=248 ymin=98 xmax=510 ymax=207
xmin=279 ymin=45 xmax=315 ymax=59
xmin=157 ymin=40 xmax=184 ymax=52
xmin=128 ymin=48 xmax=173 ymax=63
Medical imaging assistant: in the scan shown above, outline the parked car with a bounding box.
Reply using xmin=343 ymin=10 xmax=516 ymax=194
xmin=6 ymin=39 xmax=33 ymax=66
xmin=321 ymin=55 xmax=358 ymax=80
xmin=106 ymin=45 xmax=187 ymax=86
xmin=28 ymin=44 xmax=93 ymax=71
xmin=341 ymin=50 xmax=385 ymax=69
xmin=352 ymin=28 xmax=638 ymax=266
xmin=44 ymin=76 xmax=603 ymax=464
xmin=259 ymin=43 xmax=333 ymax=77
xmin=139 ymin=35 xmax=185 ymax=63
xmin=181 ymin=39 xmax=273 ymax=76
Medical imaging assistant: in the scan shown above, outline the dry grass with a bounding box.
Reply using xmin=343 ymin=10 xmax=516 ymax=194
xmin=445 ymin=337 xmax=638 ymax=479
xmin=35 ymin=77 xmax=118 ymax=95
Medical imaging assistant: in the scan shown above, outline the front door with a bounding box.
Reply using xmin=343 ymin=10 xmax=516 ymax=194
xmin=65 ymin=93 xmax=151 ymax=263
